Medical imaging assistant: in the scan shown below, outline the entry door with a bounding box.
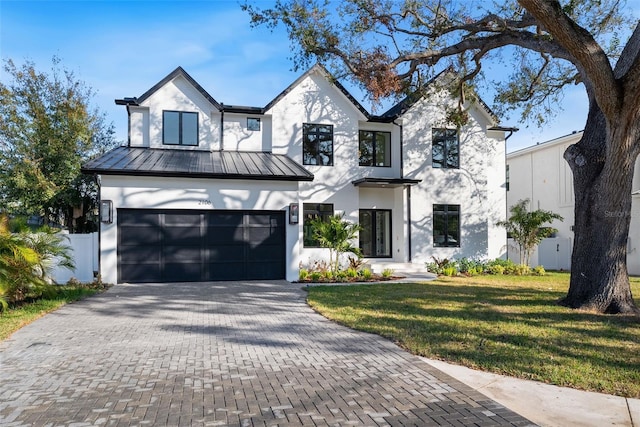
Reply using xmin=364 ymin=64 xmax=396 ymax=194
xmin=359 ymin=209 xmax=392 ymax=257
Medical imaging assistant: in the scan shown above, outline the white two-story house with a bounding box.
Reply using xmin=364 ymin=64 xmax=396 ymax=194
xmin=83 ymin=65 xmax=510 ymax=284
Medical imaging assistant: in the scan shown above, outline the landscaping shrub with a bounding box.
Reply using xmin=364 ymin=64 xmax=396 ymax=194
xmin=486 ymin=264 xmax=505 ymax=275
xmin=361 ymin=268 xmax=373 ymax=280
xmin=533 ymin=265 xmax=546 ymax=276
xmin=299 ymin=268 xmax=309 ymax=281
xmin=381 ymin=268 xmax=394 ymax=279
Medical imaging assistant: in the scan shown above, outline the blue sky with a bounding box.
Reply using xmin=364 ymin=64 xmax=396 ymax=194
xmin=1 ymin=0 xmax=634 ymax=152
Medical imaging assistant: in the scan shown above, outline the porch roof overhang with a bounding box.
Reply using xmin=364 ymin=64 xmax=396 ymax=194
xmin=351 ymin=177 xmax=421 ymax=188
xmin=82 ymin=146 xmax=314 ymax=182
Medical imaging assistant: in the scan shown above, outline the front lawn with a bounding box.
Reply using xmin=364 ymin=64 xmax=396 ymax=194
xmin=306 ymin=272 xmax=640 ymax=398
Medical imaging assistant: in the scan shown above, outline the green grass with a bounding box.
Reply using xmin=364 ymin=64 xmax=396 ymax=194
xmin=0 ymin=284 xmax=104 ymax=341
xmin=306 ymin=272 xmax=640 ymax=398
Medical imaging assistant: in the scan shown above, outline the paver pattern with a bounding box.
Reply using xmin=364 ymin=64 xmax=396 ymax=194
xmin=0 ymin=281 xmax=536 ymax=426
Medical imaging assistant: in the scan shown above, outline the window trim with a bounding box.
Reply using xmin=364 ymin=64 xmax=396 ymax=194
xmin=162 ymin=110 xmax=199 ymax=146
xmin=303 ymin=123 xmax=334 ymax=166
xmin=359 ymin=209 xmax=392 ymax=258
xmin=433 ymin=204 xmax=460 ymax=248
xmin=359 ymin=130 xmax=392 ymax=167
xmin=432 ymin=128 xmax=459 ymax=169
xmin=303 ymin=203 xmax=334 ymax=248
xmin=247 ymin=117 xmax=261 ymax=131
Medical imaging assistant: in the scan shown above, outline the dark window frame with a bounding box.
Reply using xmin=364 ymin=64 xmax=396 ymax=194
xmin=247 ymin=117 xmax=261 ymax=131
xmin=303 ymin=123 xmax=334 ymax=166
xmin=359 ymin=130 xmax=391 ymax=167
xmin=303 ymin=203 xmax=334 ymax=247
xmin=359 ymin=209 xmax=392 ymax=258
xmin=162 ymin=110 xmax=199 ymax=146
xmin=433 ymin=204 xmax=460 ymax=248
xmin=432 ymin=128 xmax=459 ymax=169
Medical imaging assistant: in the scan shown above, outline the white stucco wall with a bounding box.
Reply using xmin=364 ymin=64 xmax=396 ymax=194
xmin=99 ymin=175 xmax=299 ymax=284
xmin=400 ymin=90 xmax=506 ymax=264
xmin=222 ymin=113 xmax=272 ymax=152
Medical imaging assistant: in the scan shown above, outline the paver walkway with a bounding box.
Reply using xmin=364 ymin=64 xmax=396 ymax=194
xmin=0 ymin=281 xmax=536 ymax=426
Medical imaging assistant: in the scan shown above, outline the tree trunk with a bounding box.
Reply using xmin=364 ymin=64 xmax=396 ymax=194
xmin=562 ymin=106 xmax=640 ymax=315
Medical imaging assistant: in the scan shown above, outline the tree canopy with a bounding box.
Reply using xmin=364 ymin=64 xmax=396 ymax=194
xmin=0 ymin=58 xmax=116 ymax=232
xmin=245 ymin=0 xmax=640 ymax=315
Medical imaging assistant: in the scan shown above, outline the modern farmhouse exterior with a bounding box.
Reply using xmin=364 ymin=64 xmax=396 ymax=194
xmin=507 ymin=131 xmax=640 ymax=274
xmin=83 ymin=65 xmax=510 ymax=284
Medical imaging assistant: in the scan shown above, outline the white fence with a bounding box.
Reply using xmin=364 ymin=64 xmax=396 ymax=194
xmin=507 ymin=237 xmax=572 ymax=271
xmin=51 ymin=232 xmax=99 ymax=284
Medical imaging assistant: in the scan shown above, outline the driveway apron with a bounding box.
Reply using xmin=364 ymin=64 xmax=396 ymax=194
xmin=0 ymin=281 xmax=536 ymax=426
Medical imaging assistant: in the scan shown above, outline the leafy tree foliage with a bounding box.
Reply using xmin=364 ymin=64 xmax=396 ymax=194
xmin=499 ymin=199 xmax=563 ymax=266
xmin=0 ymin=58 xmax=116 ymax=232
xmin=244 ymin=0 xmax=640 ymax=315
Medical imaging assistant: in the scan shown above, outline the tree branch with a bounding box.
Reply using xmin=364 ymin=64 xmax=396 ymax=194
xmin=518 ymin=0 xmax=620 ymax=119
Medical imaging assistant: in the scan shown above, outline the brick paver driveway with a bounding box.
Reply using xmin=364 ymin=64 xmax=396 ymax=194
xmin=0 ymin=281 xmax=535 ymax=426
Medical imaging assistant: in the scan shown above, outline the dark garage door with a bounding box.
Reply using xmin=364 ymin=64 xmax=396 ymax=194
xmin=117 ymin=209 xmax=286 ymax=283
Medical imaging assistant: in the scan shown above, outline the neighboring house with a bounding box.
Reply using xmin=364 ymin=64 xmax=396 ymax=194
xmin=82 ymin=65 xmax=511 ymax=284
xmin=507 ymin=130 xmax=640 ymax=273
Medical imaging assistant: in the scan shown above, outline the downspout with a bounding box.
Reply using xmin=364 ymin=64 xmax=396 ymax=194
xmin=495 ymin=126 xmax=519 ymax=260
xmin=393 ymin=119 xmax=411 ymax=262
xmin=95 ymin=174 xmax=102 ymax=280
xmin=220 ymin=104 xmax=225 ymax=151
xmin=126 ymin=105 xmax=131 ymax=147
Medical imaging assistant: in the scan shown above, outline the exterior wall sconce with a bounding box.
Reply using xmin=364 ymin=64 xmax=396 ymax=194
xmin=289 ymin=203 xmax=299 ymax=224
xmin=100 ymin=200 xmax=113 ymax=224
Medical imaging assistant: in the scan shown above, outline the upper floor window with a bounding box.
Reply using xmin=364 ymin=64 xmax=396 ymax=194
xmin=303 ymin=123 xmax=333 ymax=166
xmin=432 ymin=128 xmax=459 ymax=169
xmin=303 ymin=203 xmax=334 ymax=247
xmin=506 ymin=164 xmax=510 ymax=191
xmin=163 ymin=111 xmax=198 ymax=146
xmin=433 ymin=204 xmax=460 ymax=247
xmin=359 ymin=131 xmax=391 ymax=167
xmin=247 ymin=118 xmax=261 ymax=131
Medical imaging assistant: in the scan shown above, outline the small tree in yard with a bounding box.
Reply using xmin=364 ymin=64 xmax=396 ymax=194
xmin=499 ymin=199 xmax=563 ymax=267
xmin=309 ymin=214 xmax=361 ymax=275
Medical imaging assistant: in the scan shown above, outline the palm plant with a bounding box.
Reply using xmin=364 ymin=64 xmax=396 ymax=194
xmin=498 ymin=199 xmax=563 ymax=266
xmin=309 ymin=213 xmax=361 ymax=275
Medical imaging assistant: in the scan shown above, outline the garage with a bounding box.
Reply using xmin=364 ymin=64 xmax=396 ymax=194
xmin=117 ymin=209 xmax=286 ymax=283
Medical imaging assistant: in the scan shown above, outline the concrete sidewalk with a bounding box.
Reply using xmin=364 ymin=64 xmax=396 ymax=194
xmin=425 ymin=359 xmax=640 ymax=427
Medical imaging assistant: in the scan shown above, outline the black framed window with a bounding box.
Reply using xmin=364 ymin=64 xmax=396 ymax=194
xmin=359 ymin=209 xmax=392 ymax=257
xmin=247 ymin=118 xmax=261 ymax=131
xmin=359 ymin=131 xmax=391 ymax=167
xmin=433 ymin=204 xmax=460 ymax=247
xmin=303 ymin=123 xmax=333 ymax=166
xmin=163 ymin=111 xmax=198 ymax=146
xmin=432 ymin=128 xmax=459 ymax=168
xmin=506 ymin=164 xmax=510 ymax=191
xmin=303 ymin=203 xmax=334 ymax=247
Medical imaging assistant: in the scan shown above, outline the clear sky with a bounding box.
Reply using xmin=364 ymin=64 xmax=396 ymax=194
xmin=1 ymin=0 xmax=635 ymax=152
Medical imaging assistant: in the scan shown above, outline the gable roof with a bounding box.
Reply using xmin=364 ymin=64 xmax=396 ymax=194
xmin=116 ymin=67 xmax=223 ymax=110
xmin=82 ymin=146 xmax=314 ymax=182
xmin=376 ymin=69 xmax=500 ymax=124
xmin=264 ymin=63 xmax=371 ymax=119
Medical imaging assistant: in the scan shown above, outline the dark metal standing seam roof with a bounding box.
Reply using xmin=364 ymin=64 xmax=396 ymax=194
xmin=81 ymin=147 xmax=314 ymax=182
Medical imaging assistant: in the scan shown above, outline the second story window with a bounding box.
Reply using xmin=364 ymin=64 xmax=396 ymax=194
xmin=432 ymin=128 xmax=459 ymax=169
xmin=303 ymin=123 xmax=333 ymax=166
xmin=247 ymin=118 xmax=261 ymax=131
xmin=359 ymin=131 xmax=391 ymax=167
xmin=163 ymin=111 xmax=198 ymax=146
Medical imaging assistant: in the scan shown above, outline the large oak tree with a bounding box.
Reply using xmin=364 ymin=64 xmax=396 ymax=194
xmin=245 ymin=0 xmax=640 ymax=314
